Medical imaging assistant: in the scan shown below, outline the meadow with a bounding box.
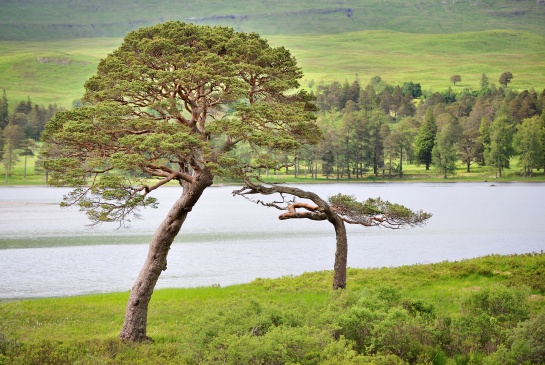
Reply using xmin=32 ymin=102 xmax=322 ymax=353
xmin=1 ymin=29 xmax=545 ymax=110
xmin=1 ymin=253 xmax=544 ymax=364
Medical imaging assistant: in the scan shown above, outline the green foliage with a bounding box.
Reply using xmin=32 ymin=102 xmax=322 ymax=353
xmin=415 ymin=109 xmax=437 ymax=170
xmin=486 ymin=116 xmax=515 ymax=177
xmin=328 ymin=194 xmax=431 ymax=228
xmin=461 ymin=285 xmax=530 ymax=325
xmin=514 ymin=116 xmax=545 ymax=176
xmin=1 ymin=253 xmax=545 ymax=364
xmin=499 ymin=71 xmax=514 ymax=88
xmin=42 ymin=21 xmax=320 ymax=224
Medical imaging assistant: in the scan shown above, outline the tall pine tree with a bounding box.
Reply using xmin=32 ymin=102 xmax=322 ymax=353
xmin=415 ymin=108 xmax=437 ymax=170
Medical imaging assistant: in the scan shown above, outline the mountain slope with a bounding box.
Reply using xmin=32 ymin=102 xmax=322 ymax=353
xmin=1 ymin=0 xmax=545 ymax=41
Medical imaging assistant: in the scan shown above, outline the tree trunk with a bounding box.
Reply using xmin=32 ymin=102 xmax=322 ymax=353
xmin=331 ymin=216 xmax=347 ymax=290
xmin=119 ymin=169 xmax=213 ymax=342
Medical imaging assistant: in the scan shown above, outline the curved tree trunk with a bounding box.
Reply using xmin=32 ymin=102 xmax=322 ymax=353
xmin=331 ymin=215 xmax=348 ymax=290
xmin=119 ymin=170 xmax=213 ymax=342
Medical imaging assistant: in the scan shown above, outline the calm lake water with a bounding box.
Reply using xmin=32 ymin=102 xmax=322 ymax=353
xmin=1 ymin=183 xmax=544 ymax=299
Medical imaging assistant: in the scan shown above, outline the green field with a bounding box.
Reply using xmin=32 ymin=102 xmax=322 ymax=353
xmin=1 ymin=253 xmax=544 ymax=364
xmin=1 ymin=29 xmax=545 ymax=109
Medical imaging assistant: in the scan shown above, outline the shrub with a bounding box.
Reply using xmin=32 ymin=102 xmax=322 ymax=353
xmin=372 ymin=307 xmax=435 ymax=364
xmin=461 ymin=285 xmax=530 ymax=325
xmin=508 ymin=310 xmax=545 ymax=364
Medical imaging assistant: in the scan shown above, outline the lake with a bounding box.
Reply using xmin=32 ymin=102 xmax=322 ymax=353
xmin=1 ymin=183 xmax=544 ymax=299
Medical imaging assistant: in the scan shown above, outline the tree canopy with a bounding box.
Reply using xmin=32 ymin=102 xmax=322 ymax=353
xmin=42 ymin=21 xmax=321 ymax=342
xmin=43 ymin=21 xmax=320 ymax=225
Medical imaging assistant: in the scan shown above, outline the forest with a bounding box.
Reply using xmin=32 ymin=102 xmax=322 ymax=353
xmin=0 ymin=90 xmax=63 ymax=181
xmin=2 ymin=71 xmax=545 ymax=183
xmin=296 ymin=73 xmax=545 ymax=180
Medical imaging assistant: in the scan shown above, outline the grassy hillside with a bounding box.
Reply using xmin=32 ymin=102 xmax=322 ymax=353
xmin=1 ymin=253 xmax=544 ymax=364
xmin=2 ymin=29 xmax=544 ymax=109
xmin=273 ymin=29 xmax=545 ymax=92
xmin=0 ymin=38 xmax=121 ymax=107
xmin=1 ymin=0 xmax=545 ymax=40
xmin=1 ymin=0 xmax=544 ymax=108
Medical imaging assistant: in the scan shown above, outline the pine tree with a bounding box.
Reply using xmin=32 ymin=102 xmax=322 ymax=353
xmin=414 ymin=108 xmax=437 ymax=170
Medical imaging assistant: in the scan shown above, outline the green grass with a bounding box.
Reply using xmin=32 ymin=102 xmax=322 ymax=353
xmin=1 ymin=29 xmax=544 ymax=110
xmin=1 ymin=253 xmax=544 ymax=364
xmin=0 ymin=38 xmax=121 ymax=107
xmin=268 ymin=29 xmax=545 ymax=92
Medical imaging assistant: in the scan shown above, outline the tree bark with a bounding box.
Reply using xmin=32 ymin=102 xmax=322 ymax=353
xmin=331 ymin=215 xmax=347 ymax=290
xmin=119 ymin=169 xmax=213 ymax=342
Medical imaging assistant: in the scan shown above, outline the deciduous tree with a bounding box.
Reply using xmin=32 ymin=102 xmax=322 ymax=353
xmin=432 ymin=120 xmax=460 ymax=178
xmin=499 ymin=72 xmax=514 ymax=88
xmin=450 ymin=74 xmax=462 ymax=86
xmin=486 ymin=116 xmax=515 ymax=177
xmin=2 ymin=124 xmax=24 ymax=182
xmin=514 ymin=116 xmax=544 ymax=177
xmin=42 ymin=21 xmax=320 ymax=342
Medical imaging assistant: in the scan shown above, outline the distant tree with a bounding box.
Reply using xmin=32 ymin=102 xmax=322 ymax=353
xmin=415 ymin=108 xmax=437 ymax=170
xmin=2 ymin=124 xmax=24 ymax=182
xmin=459 ymin=118 xmax=480 ymax=172
xmin=442 ymin=87 xmax=457 ymax=103
xmin=398 ymin=93 xmax=416 ymax=117
xmin=450 ymin=74 xmax=462 ymax=86
xmin=478 ymin=117 xmax=491 ymax=166
xmin=508 ymin=90 xmax=538 ymax=123
xmin=514 ymin=116 xmax=544 ymax=177
xmin=19 ymin=139 xmax=36 ymax=178
xmin=9 ymin=113 xmax=27 ymax=129
xmin=432 ymin=120 xmax=460 ymax=178
xmin=401 ymin=81 xmax=422 ymax=99
xmin=0 ymin=89 xmax=8 ymax=130
xmin=385 ymin=119 xmax=416 ymax=176
xmin=234 ymin=181 xmax=431 ymax=290
xmin=370 ymin=110 xmax=389 ymax=175
xmin=480 ymin=73 xmax=489 ymax=89
xmin=14 ymin=97 xmax=32 ymax=115
xmin=487 ymin=116 xmax=515 ymax=177
xmin=499 ymin=72 xmax=514 ymax=88
xmin=391 ymin=85 xmax=403 ymax=118
xmin=359 ymin=84 xmax=379 ymax=111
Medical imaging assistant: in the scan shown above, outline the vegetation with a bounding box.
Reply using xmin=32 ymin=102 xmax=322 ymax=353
xmin=233 ymin=182 xmax=431 ymax=290
xmin=1 ymin=253 xmax=544 ymax=364
xmin=41 ymin=21 xmax=321 ymax=341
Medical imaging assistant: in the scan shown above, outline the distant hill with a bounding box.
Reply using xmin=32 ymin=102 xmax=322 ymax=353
xmin=2 ymin=0 xmax=545 ymax=41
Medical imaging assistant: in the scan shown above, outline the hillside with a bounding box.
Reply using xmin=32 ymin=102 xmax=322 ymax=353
xmin=1 ymin=0 xmax=545 ymax=41
xmin=1 ymin=0 xmax=545 ymax=108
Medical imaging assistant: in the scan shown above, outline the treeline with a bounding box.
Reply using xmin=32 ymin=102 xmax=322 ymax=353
xmin=0 ymin=90 xmax=63 ymax=180
xmin=296 ymin=74 xmax=545 ymax=179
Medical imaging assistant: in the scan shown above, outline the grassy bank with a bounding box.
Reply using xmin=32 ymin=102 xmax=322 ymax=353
xmin=1 ymin=253 xmax=544 ymax=364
